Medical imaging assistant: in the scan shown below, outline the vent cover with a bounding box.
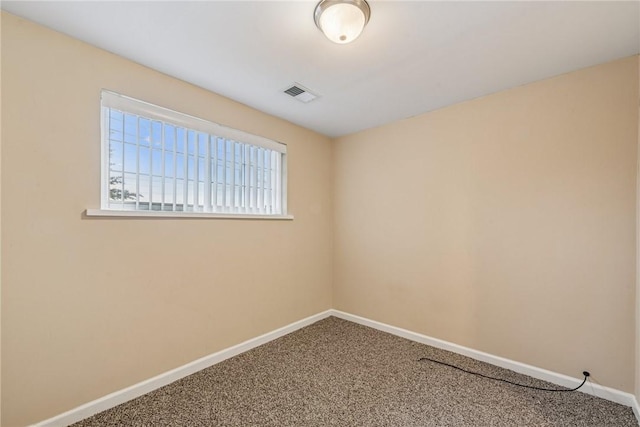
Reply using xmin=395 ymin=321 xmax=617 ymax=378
xmin=283 ymin=83 xmax=319 ymax=103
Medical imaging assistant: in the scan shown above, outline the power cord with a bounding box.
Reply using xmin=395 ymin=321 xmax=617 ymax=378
xmin=418 ymin=357 xmax=590 ymax=392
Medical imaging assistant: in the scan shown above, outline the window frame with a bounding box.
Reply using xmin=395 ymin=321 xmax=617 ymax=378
xmin=86 ymin=90 xmax=292 ymax=220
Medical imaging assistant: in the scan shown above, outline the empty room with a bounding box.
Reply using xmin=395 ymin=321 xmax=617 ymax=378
xmin=1 ymin=1 xmax=640 ymax=426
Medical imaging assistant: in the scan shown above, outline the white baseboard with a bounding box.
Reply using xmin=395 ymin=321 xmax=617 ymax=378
xmin=329 ymin=310 xmax=638 ymax=412
xmin=33 ymin=310 xmax=333 ymax=427
xmin=34 ymin=308 xmax=639 ymax=426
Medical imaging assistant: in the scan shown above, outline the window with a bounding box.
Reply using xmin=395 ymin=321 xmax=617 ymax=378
xmin=97 ymin=91 xmax=288 ymax=218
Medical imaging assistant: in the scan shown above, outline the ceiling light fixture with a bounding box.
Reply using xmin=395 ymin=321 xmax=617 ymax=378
xmin=314 ymin=0 xmax=371 ymax=44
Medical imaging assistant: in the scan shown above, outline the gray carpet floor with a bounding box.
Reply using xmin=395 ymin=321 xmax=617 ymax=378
xmin=72 ymin=317 xmax=638 ymax=426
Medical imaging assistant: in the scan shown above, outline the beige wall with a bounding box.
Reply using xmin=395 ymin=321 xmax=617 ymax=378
xmin=0 ymin=11 xmax=3 ymax=425
xmin=637 ymin=55 xmax=640 ymax=406
xmin=333 ymin=56 xmax=638 ymax=393
xmin=1 ymin=13 xmax=332 ymax=426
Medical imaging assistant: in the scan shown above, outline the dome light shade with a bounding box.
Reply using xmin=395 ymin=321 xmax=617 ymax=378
xmin=314 ymin=0 xmax=371 ymax=44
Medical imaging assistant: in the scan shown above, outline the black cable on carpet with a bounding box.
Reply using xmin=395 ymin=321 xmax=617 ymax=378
xmin=418 ymin=357 xmax=589 ymax=392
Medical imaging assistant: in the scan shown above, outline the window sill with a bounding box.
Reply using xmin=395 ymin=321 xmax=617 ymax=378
xmin=85 ymin=209 xmax=294 ymax=220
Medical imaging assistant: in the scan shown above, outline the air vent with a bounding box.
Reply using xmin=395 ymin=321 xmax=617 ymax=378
xmin=284 ymin=86 xmax=305 ymax=97
xmin=283 ymin=83 xmax=319 ymax=103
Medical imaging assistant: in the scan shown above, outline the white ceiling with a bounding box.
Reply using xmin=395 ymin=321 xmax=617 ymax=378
xmin=2 ymin=1 xmax=639 ymax=138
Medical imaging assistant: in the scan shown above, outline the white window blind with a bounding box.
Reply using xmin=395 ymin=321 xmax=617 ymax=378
xmin=100 ymin=91 xmax=287 ymax=216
